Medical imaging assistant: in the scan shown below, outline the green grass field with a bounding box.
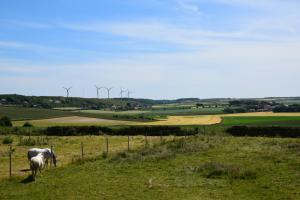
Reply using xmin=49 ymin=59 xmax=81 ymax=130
xmin=222 ymin=116 xmax=300 ymax=126
xmin=0 ymin=135 xmax=170 ymax=179
xmin=0 ymin=135 xmax=299 ymax=200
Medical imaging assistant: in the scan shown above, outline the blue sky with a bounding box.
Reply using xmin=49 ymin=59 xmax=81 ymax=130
xmin=0 ymin=0 xmax=300 ymax=99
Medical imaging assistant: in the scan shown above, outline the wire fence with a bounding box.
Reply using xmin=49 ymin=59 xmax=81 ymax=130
xmin=0 ymin=135 xmax=177 ymax=179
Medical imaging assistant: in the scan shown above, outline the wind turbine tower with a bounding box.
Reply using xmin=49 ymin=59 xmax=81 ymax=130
xmin=105 ymin=87 xmax=113 ymax=99
xmin=127 ymin=89 xmax=132 ymax=98
xmin=95 ymin=85 xmax=103 ymax=99
xmin=120 ymin=88 xmax=126 ymax=98
xmin=63 ymin=86 xmax=72 ymax=98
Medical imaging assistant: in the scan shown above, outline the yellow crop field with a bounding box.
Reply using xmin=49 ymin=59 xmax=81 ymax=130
xmin=141 ymin=115 xmax=222 ymax=125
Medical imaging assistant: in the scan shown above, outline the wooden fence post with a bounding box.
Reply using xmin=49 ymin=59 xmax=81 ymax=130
xmin=106 ymin=136 xmax=109 ymax=155
xmin=127 ymin=135 xmax=130 ymax=151
xmin=81 ymin=142 xmax=84 ymax=160
xmin=50 ymin=145 xmax=53 ymax=168
xmin=9 ymin=145 xmax=12 ymax=178
xmin=145 ymin=133 xmax=148 ymax=146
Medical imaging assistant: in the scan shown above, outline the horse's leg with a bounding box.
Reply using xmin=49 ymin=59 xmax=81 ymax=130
xmin=44 ymin=158 xmax=48 ymax=169
xmin=33 ymin=169 xmax=36 ymax=179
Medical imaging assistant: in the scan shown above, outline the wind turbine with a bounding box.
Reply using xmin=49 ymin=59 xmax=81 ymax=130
xmin=95 ymin=85 xmax=103 ymax=99
xmin=105 ymin=87 xmax=113 ymax=99
xmin=63 ymin=86 xmax=72 ymax=98
xmin=120 ymin=88 xmax=126 ymax=98
xmin=126 ymin=89 xmax=132 ymax=98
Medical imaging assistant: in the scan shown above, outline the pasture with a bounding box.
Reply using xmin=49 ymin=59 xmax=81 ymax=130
xmin=0 ymin=135 xmax=169 ymax=179
xmin=0 ymin=135 xmax=299 ymax=199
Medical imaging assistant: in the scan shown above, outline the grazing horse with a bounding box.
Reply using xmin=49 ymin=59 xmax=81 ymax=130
xmin=30 ymin=153 xmax=44 ymax=180
xmin=27 ymin=148 xmax=57 ymax=168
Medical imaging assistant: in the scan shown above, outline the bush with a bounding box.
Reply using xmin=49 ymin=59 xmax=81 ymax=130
xmin=2 ymin=136 xmax=13 ymax=144
xmin=0 ymin=116 xmax=12 ymax=127
xmin=224 ymin=107 xmax=247 ymax=114
xmin=23 ymin=122 xmax=33 ymax=127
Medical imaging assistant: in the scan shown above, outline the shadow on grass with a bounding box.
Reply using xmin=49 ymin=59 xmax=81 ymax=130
xmin=20 ymin=168 xmax=31 ymax=172
xmin=21 ymin=175 xmax=35 ymax=184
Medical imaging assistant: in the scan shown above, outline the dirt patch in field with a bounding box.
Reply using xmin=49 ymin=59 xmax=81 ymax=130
xmin=43 ymin=116 xmax=114 ymax=123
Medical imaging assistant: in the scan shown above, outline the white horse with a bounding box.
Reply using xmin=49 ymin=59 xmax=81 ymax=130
xmin=30 ymin=153 xmax=44 ymax=180
xmin=27 ymin=148 xmax=57 ymax=168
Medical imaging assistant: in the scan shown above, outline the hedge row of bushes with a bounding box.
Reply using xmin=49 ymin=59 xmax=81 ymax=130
xmin=45 ymin=126 xmax=112 ymax=136
xmin=0 ymin=127 xmax=43 ymax=136
xmin=0 ymin=126 xmax=200 ymax=136
xmin=45 ymin=126 xmax=197 ymax=136
xmin=226 ymin=126 xmax=300 ymax=138
xmin=113 ymin=126 xmax=196 ymax=136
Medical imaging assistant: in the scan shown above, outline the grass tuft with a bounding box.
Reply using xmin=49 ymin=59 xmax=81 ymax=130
xmin=185 ymin=162 xmax=257 ymax=179
xmin=2 ymin=136 xmax=13 ymax=144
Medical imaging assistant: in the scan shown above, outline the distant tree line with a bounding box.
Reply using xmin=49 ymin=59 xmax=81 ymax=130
xmin=224 ymin=100 xmax=277 ymax=113
xmin=0 ymin=94 xmax=152 ymax=110
xmin=226 ymin=126 xmax=300 ymax=138
xmin=272 ymin=104 xmax=300 ymax=112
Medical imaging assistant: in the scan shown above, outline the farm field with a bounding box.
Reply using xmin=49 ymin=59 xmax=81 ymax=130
xmin=0 ymin=136 xmax=299 ymax=199
xmin=0 ymin=106 xmax=154 ymax=122
xmin=220 ymin=112 xmax=300 ymax=126
xmin=221 ymin=112 xmax=300 ymax=117
xmin=78 ymin=110 xmax=149 ymax=115
xmin=12 ymin=115 xmax=222 ymax=127
xmin=77 ymin=107 xmax=224 ymax=116
xmin=0 ymin=135 xmax=169 ymax=179
xmin=0 ymin=106 xmax=73 ymax=121
xmin=222 ymin=116 xmax=300 ymax=126
xmin=12 ymin=116 xmax=137 ymax=127
xmin=11 ymin=112 xmax=300 ymax=127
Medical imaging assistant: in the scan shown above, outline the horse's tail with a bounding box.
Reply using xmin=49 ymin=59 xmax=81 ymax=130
xmin=52 ymin=152 xmax=57 ymax=167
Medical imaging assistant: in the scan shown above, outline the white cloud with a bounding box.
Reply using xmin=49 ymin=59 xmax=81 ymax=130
xmin=1 ymin=38 xmax=300 ymax=99
xmin=176 ymin=0 xmax=202 ymax=13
